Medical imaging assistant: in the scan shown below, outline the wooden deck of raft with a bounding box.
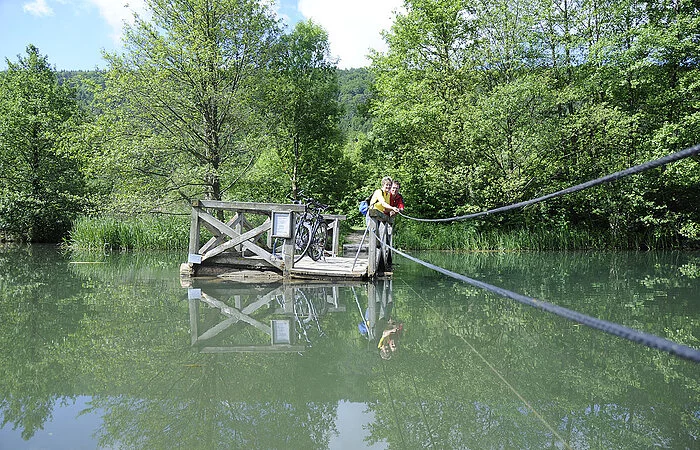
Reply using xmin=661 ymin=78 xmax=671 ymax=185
xmin=182 ymin=200 xmax=391 ymax=282
xmin=291 ymin=256 xmax=368 ymax=280
xmin=209 ymin=256 xmax=369 ymax=282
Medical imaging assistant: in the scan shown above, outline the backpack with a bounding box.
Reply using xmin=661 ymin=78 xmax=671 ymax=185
xmin=358 ymin=193 xmax=373 ymax=216
xmin=359 ymin=200 xmax=369 ymax=216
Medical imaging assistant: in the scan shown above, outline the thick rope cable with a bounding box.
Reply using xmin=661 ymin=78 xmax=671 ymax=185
xmin=402 ymin=280 xmax=572 ymax=450
xmin=384 ymin=243 xmax=700 ymax=363
xmin=400 ymin=143 xmax=700 ymax=223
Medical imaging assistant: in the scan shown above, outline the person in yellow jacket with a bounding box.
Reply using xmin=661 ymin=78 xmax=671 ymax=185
xmin=369 ymin=176 xmax=400 ymax=223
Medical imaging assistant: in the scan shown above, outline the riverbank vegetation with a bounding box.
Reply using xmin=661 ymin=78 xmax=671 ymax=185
xmin=68 ymin=215 xmax=189 ymax=252
xmin=1 ymin=0 xmax=698 ymax=250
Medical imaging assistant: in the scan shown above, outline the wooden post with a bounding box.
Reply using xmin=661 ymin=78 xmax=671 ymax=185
xmin=189 ymin=204 xmax=201 ymax=257
xmin=367 ymin=216 xmax=377 ymax=277
xmin=284 ymin=285 xmax=295 ymax=315
xmin=234 ymin=213 xmax=243 ymax=254
xmin=328 ymin=218 xmax=339 ymax=256
xmin=380 ymin=221 xmax=390 ymax=271
xmin=373 ymin=219 xmax=387 ymax=274
xmin=367 ymin=282 xmax=377 ymax=341
xmin=189 ymin=297 xmax=199 ymax=346
xmin=334 ymin=219 xmax=340 ymax=256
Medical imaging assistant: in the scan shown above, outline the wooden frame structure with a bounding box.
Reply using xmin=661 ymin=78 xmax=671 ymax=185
xmin=183 ymin=200 xmax=357 ymax=278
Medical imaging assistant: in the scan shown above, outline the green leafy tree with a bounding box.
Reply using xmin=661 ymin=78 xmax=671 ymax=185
xmin=0 ymin=45 xmax=88 ymax=242
xmin=337 ymin=68 xmax=375 ymax=134
xmin=263 ymin=20 xmax=347 ymax=203
xmin=95 ymin=0 xmax=281 ymax=213
xmin=369 ymin=0 xmax=480 ymax=217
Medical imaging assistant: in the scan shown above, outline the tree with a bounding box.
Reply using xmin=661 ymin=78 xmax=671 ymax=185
xmin=96 ymin=0 xmax=281 ymax=212
xmin=0 ymin=45 xmax=88 ymax=242
xmin=369 ymin=0 xmax=480 ymax=217
xmin=263 ymin=20 xmax=346 ymax=202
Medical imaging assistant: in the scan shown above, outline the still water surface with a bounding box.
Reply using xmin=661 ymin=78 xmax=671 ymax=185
xmin=0 ymin=245 xmax=698 ymax=449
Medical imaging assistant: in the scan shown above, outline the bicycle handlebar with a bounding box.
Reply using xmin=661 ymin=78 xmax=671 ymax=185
xmin=305 ymin=198 xmax=328 ymax=211
xmin=286 ymin=191 xmax=328 ymax=211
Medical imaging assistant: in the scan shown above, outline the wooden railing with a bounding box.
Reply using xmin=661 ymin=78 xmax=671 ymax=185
xmin=186 ymin=200 xmax=346 ymax=277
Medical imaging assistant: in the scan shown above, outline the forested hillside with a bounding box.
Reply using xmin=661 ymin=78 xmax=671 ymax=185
xmin=0 ymin=0 xmax=697 ymax=248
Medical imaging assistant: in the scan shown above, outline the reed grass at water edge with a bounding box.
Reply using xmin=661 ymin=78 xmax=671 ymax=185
xmin=67 ymin=215 xmax=190 ymax=252
xmin=393 ymin=221 xmax=691 ymax=251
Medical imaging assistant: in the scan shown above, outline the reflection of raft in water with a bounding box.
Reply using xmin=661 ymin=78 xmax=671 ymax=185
xmin=186 ymin=281 xmax=348 ymax=354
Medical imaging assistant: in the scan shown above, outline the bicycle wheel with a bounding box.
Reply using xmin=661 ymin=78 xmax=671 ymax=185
xmin=309 ymin=221 xmax=328 ymax=261
xmin=294 ymin=216 xmax=312 ymax=263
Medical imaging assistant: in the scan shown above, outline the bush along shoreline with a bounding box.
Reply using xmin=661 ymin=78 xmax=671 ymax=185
xmin=67 ymin=215 xmax=190 ymax=252
xmin=66 ymin=214 xmax=699 ymax=253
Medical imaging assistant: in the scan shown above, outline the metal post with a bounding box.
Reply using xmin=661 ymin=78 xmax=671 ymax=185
xmin=352 ymin=226 xmax=369 ymax=271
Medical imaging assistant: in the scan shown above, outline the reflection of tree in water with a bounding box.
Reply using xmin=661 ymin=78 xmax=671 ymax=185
xmin=85 ymin=282 xmax=347 ymax=448
xmin=0 ymin=246 xmax=186 ymax=440
xmin=1 ymin=247 xmax=697 ymax=448
xmin=0 ymin=245 xmax=90 ymax=439
xmin=91 ymin=371 xmax=339 ymax=449
xmin=361 ymin=265 xmax=700 ymax=449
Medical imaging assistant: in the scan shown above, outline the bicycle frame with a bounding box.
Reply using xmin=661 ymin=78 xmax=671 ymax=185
xmin=273 ymin=195 xmax=328 ymax=263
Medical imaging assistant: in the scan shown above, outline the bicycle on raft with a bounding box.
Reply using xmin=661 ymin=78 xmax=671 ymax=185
xmin=272 ymin=194 xmax=329 ymax=263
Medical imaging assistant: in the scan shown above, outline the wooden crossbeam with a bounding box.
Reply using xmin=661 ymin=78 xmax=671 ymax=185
xmin=197 ymin=209 xmax=271 ymax=260
xmin=194 ymin=286 xmax=286 ymax=343
xmin=200 ymin=212 xmax=242 ymax=255
xmin=199 ymin=292 xmax=271 ymax=335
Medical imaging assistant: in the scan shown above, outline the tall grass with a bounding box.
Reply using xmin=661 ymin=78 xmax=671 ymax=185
xmin=393 ymin=221 xmax=683 ymax=251
xmin=67 ymin=215 xmax=190 ymax=252
xmin=69 ymin=214 xmax=690 ymax=254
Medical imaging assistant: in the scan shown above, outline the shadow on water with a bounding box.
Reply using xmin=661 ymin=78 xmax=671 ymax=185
xmin=0 ymin=244 xmax=698 ymax=449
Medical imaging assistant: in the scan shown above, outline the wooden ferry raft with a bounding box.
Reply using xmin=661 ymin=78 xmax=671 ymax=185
xmin=180 ymin=200 xmax=393 ymax=281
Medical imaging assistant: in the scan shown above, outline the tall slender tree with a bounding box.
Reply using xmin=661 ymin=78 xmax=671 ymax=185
xmin=263 ymin=20 xmax=345 ymax=202
xmin=96 ymin=0 xmax=280 ymax=211
xmin=0 ymin=45 xmax=87 ymax=241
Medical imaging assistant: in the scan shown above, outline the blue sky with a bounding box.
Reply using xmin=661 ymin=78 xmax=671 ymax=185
xmin=0 ymin=0 xmax=402 ymax=71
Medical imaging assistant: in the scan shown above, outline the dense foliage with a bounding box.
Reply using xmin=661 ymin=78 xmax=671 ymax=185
xmin=0 ymin=45 xmax=89 ymax=242
xmin=365 ymin=0 xmax=700 ymax=248
xmin=0 ymin=0 xmax=697 ymax=248
xmin=245 ymin=19 xmax=352 ymax=205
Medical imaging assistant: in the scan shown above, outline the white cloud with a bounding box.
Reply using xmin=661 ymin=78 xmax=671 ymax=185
xmin=23 ymin=0 xmax=54 ymax=17
xmin=298 ymin=0 xmax=403 ymax=68
xmin=86 ymin=0 xmax=148 ymax=44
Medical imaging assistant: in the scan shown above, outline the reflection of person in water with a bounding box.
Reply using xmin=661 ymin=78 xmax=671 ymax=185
xmin=358 ymin=308 xmax=372 ymax=338
xmin=378 ymin=320 xmax=403 ymax=360
xmin=357 ymin=279 xmax=403 ymax=358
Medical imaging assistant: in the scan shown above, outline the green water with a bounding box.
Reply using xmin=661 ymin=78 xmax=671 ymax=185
xmin=0 ymin=245 xmax=697 ymax=449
